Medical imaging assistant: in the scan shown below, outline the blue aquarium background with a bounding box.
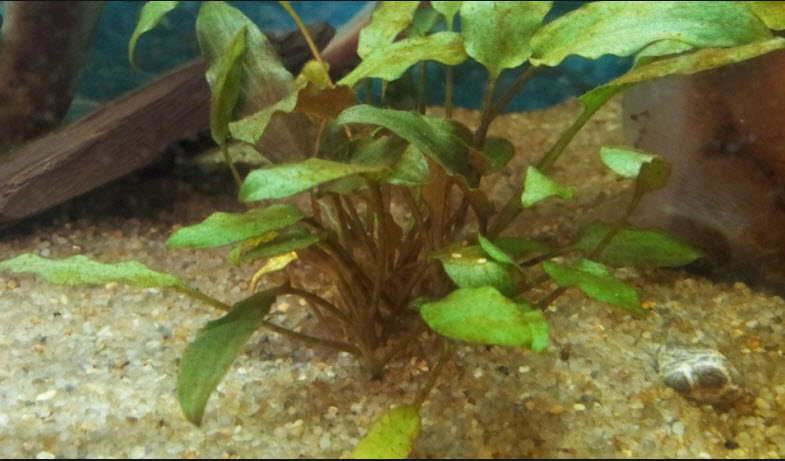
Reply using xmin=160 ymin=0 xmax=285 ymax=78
xmin=66 ymin=1 xmax=631 ymax=119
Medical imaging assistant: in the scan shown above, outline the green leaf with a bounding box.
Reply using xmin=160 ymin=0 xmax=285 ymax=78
xmin=352 ymin=404 xmax=422 ymax=459
xmin=128 ymin=1 xmax=180 ymax=69
xmin=521 ymin=166 xmax=575 ymax=207
xmin=633 ymin=40 xmax=695 ymax=67
xmin=240 ymin=158 xmax=383 ymax=202
xmin=167 ymin=204 xmax=305 ymax=249
xmin=230 ymin=228 xmax=320 ymax=266
xmin=460 ymin=1 xmax=551 ymax=78
xmin=228 ymin=89 xmax=300 ymax=144
xmin=600 ymin=146 xmax=658 ymax=178
xmin=433 ymin=246 xmax=516 ymax=297
xmin=357 ymin=1 xmax=420 ymax=59
xmin=542 ymin=260 xmax=643 ymax=315
xmin=178 ymin=287 xmax=279 ymax=425
xmin=405 ymin=5 xmax=443 ymax=37
xmin=340 ymin=32 xmax=468 ymax=87
xmin=745 ymin=1 xmax=785 ymax=30
xmin=493 ymin=237 xmax=550 ymax=259
xmin=478 ymin=234 xmax=515 ymax=265
xmin=387 ymin=145 xmax=430 ymax=186
xmin=594 ymin=37 xmax=785 ymax=97
xmin=207 ymin=26 xmax=247 ymax=145
xmin=481 ymin=137 xmax=515 ymax=174
xmin=0 ymin=254 xmax=185 ymax=288
xmin=196 ymin=1 xmax=293 ymax=114
xmin=573 ymin=222 xmax=704 ymax=268
xmin=432 ymin=1 xmax=463 ymax=21
xmin=420 ymin=287 xmax=549 ymax=350
xmin=530 ymin=1 xmax=772 ymax=67
xmin=337 ymin=105 xmax=476 ymax=183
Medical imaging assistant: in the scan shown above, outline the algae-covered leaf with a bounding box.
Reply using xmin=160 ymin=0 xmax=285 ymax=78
xmin=434 ymin=246 xmax=516 ymax=297
xmin=337 ymin=105 xmax=476 ymax=183
xmin=542 ymin=260 xmax=642 ymax=315
xmin=530 ymin=1 xmax=772 ymax=67
xmin=0 ymin=254 xmax=185 ymax=289
xmin=178 ymin=287 xmax=279 ymax=425
xmin=573 ymin=222 xmax=704 ymax=268
xmin=128 ymin=1 xmax=180 ymax=69
xmin=230 ymin=228 xmax=320 ymax=266
xmin=420 ymin=286 xmax=549 ymax=350
xmin=167 ymin=204 xmax=305 ymax=249
xmin=357 ymin=1 xmax=420 ymax=59
xmin=745 ymin=1 xmax=785 ymax=30
xmin=352 ymin=404 xmax=422 ymax=459
xmin=522 ymin=166 xmax=575 ymax=207
xmin=340 ymin=32 xmax=468 ymax=88
xmin=460 ymin=1 xmax=551 ymax=78
xmin=478 ymin=234 xmax=516 ymax=265
xmin=600 ymin=146 xmax=659 ymax=179
xmin=206 ymin=26 xmax=247 ymax=145
xmin=240 ymin=158 xmax=383 ymax=202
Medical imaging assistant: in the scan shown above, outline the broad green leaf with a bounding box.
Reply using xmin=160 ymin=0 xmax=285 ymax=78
xmin=228 ymin=89 xmax=299 ymax=144
xmin=357 ymin=1 xmax=420 ymax=59
xmin=0 ymin=254 xmax=184 ymax=288
xmin=634 ymin=40 xmax=695 ymax=67
xmin=240 ymin=158 xmax=383 ymax=201
xmin=196 ymin=1 xmax=293 ymax=112
xmin=572 ymin=222 xmax=704 ymax=268
xmin=349 ymin=136 xmax=429 ymax=186
xmin=207 ymin=26 xmax=247 ymax=145
xmin=433 ymin=246 xmax=516 ymax=297
xmin=405 ymin=5 xmax=443 ymax=37
xmin=128 ymin=1 xmax=180 ymax=69
xmin=230 ymin=228 xmax=320 ymax=266
xmin=460 ymin=1 xmax=551 ymax=78
xmin=337 ymin=105 xmax=476 ymax=183
xmin=432 ymin=1 xmax=463 ymax=20
xmin=745 ymin=1 xmax=785 ymax=30
xmin=481 ymin=137 xmax=515 ymax=174
xmin=167 ymin=204 xmax=305 ymax=249
xmin=387 ymin=145 xmax=430 ymax=186
xmin=478 ymin=234 xmax=515 ymax=265
xmin=591 ymin=37 xmax=785 ymax=97
xmin=530 ymin=1 xmax=772 ymax=67
xmin=542 ymin=260 xmax=643 ymax=315
xmin=420 ymin=286 xmax=549 ymax=350
xmin=521 ymin=166 xmax=575 ymax=207
xmin=493 ymin=237 xmax=550 ymax=258
xmin=178 ymin=287 xmax=279 ymax=425
xmin=352 ymin=404 xmax=422 ymax=459
xmin=340 ymin=32 xmax=468 ymax=87
xmin=600 ymin=146 xmax=658 ymax=178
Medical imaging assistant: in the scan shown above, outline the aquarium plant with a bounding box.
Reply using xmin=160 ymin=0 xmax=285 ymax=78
xmin=3 ymin=1 xmax=785 ymax=457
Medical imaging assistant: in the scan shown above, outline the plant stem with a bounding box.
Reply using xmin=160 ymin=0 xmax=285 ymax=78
xmin=173 ymin=286 xmax=230 ymax=312
xmin=279 ymin=1 xmax=328 ymax=74
xmin=282 ymin=286 xmax=349 ymax=323
xmin=221 ymin=144 xmax=243 ymax=189
xmin=262 ymin=320 xmax=361 ymax=356
xmin=473 ymin=73 xmax=498 ymax=149
xmin=489 ymin=66 xmax=539 ymax=121
xmin=418 ymin=61 xmax=428 ymax=114
xmin=414 ymin=339 xmax=451 ymax=407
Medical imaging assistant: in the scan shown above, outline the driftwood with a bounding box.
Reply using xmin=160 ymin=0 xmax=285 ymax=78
xmin=0 ymin=23 xmax=334 ymax=228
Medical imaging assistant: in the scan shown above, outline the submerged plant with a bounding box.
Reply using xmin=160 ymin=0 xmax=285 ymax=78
xmin=3 ymin=1 xmax=784 ymax=457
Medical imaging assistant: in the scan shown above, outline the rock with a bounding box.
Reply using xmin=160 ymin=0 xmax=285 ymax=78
xmin=656 ymin=344 xmax=744 ymax=405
